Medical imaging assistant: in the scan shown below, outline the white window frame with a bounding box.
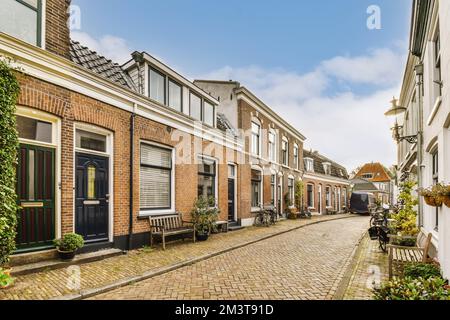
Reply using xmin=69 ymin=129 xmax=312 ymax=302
xmin=251 ymin=120 xmax=261 ymax=157
xmin=268 ymin=129 xmax=277 ymax=162
xmin=139 ymin=141 xmax=176 ymax=217
xmin=16 ymin=105 xmax=61 ymax=238
xmin=251 ymin=165 xmax=263 ymax=212
xmin=293 ymin=144 xmax=299 ymax=170
xmin=305 ymin=158 xmax=314 ymax=172
xmin=198 ymin=155 xmax=219 ymax=204
xmin=281 ymin=136 xmax=289 ymax=166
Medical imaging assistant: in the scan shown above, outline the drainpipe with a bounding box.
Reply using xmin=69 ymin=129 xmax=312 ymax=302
xmin=128 ymin=106 xmax=136 ymax=251
xmin=415 ymin=63 xmax=424 ymax=227
xmin=128 ymin=52 xmax=145 ymax=251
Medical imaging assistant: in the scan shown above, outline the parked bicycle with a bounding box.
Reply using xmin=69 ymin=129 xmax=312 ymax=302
xmin=254 ymin=206 xmax=278 ymax=227
xmin=368 ymin=207 xmax=390 ymax=252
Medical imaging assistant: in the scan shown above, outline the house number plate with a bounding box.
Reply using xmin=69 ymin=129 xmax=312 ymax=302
xmin=21 ymin=202 xmax=44 ymax=208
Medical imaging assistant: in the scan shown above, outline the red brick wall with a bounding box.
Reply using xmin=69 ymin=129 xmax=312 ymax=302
xmin=16 ymin=73 xmax=247 ymax=242
xmin=303 ymin=177 xmax=350 ymax=214
xmin=45 ymin=0 xmax=71 ymax=59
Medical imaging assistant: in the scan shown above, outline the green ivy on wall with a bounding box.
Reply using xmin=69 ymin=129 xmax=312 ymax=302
xmin=0 ymin=58 xmax=21 ymax=266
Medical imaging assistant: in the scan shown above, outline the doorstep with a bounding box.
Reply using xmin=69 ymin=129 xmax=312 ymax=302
xmin=10 ymin=248 xmax=124 ymax=277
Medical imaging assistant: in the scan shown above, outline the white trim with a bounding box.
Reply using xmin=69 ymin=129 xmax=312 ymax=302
xmin=73 ymin=123 xmax=114 ymax=242
xmin=227 ymin=162 xmax=238 ymax=222
xmin=40 ymin=0 xmax=46 ymax=50
xmin=251 ymin=165 xmax=263 ymax=212
xmin=426 ymin=96 xmax=442 ymax=126
xmin=138 ymin=140 xmax=176 ymax=217
xmin=0 ymin=33 xmax=243 ymax=152
xmin=303 ymin=173 xmax=350 ymax=185
xmin=16 ymin=106 xmax=61 ymax=239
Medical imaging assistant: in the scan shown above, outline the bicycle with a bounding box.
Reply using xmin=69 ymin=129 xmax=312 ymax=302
xmin=368 ymin=209 xmax=390 ymax=252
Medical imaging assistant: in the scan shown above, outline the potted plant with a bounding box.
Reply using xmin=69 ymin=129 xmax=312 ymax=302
xmin=54 ymin=233 xmax=85 ymax=260
xmin=190 ymin=196 xmax=220 ymax=241
xmin=0 ymin=268 xmax=14 ymax=290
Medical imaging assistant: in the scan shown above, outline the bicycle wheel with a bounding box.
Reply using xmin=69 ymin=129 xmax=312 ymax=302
xmin=379 ymin=236 xmax=387 ymax=253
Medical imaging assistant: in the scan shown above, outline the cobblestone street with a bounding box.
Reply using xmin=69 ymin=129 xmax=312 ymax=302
xmin=91 ymin=216 xmax=369 ymax=300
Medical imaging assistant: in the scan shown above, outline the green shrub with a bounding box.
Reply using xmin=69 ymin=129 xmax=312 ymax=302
xmin=391 ymin=181 xmax=419 ymax=237
xmin=373 ymin=277 xmax=450 ymax=300
xmin=54 ymin=233 xmax=85 ymax=252
xmin=0 ymin=59 xmax=21 ymax=266
xmin=404 ymin=263 xmax=442 ymax=280
xmin=0 ymin=267 xmax=14 ymax=288
xmin=190 ymin=197 xmax=220 ymax=236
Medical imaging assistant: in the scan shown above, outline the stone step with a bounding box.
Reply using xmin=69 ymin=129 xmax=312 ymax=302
xmin=10 ymin=248 xmax=124 ymax=276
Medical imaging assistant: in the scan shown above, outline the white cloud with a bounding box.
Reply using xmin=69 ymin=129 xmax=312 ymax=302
xmin=196 ymin=47 xmax=405 ymax=171
xmin=71 ymin=31 xmax=133 ymax=64
xmin=320 ymin=48 xmax=406 ymax=86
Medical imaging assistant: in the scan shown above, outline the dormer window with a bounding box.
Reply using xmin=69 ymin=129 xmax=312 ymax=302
xmin=168 ymin=79 xmax=182 ymax=112
xmin=190 ymin=92 xmax=202 ymax=121
xmin=0 ymin=0 xmax=43 ymax=47
xmin=361 ymin=173 xmax=373 ymax=179
xmin=149 ymin=68 xmax=166 ymax=105
xmin=305 ymin=158 xmax=314 ymax=172
xmin=323 ymin=162 xmax=331 ymax=175
xmin=203 ymin=101 xmax=214 ymax=127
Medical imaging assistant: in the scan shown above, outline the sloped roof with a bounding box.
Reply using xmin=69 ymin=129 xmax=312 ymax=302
xmin=350 ymin=178 xmax=379 ymax=192
xmin=216 ymin=113 xmax=237 ymax=136
xmin=355 ymin=162 xmax=392 ymax=182
xmin=303 ymin=149 xmax=349 ymax=180
xmin=70 ymin=41 xmax=136 ymax=91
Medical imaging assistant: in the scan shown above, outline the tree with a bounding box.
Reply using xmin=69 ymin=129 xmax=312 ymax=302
xmin=0 ymin=58 xmax=20 ymax=265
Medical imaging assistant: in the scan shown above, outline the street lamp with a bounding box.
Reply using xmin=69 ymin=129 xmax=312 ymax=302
xmin=385 ymin=97 xmax=418 ymax=144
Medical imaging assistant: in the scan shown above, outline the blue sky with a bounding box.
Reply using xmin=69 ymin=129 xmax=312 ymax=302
xmin=71 ymin=0 xmax=412 ymax=171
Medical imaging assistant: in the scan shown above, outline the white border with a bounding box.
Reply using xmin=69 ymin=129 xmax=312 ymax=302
xmin=73 ymin=123 xmax=114 ymax=242
xmin=16 ymin=106 xmax=62 ymax=239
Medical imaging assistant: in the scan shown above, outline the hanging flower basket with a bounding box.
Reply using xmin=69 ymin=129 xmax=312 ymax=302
xmin=423 ymin=195 xmax=442 ymax=207
xmin=442 ymin=195 xmax=450 ymax=208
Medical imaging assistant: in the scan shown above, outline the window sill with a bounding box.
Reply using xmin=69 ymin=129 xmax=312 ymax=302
xmin=427 ymin=96 xmax=442 ymax=126
xmin=251 ymin=207 xmax=261 ymax=213
xmin=138 ymin=210 xmax=176 ymax=219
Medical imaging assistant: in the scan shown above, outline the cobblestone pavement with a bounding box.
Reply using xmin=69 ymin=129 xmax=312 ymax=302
xmin=0 ymin=214 xmax=355 ymax=300
xmin=343 ymin=234 xmax=389 ymax=300
xmin=91 ymin=216 xmax=369 ymax=300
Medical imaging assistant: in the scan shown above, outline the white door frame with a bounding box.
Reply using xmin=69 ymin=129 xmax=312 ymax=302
xmin=228 ymin=162 xmax=238 ymax=222
xmin=16 ymin=106 xmax=62 ymax=239
xmin=73 ymin=123 xmax=114 ymax=243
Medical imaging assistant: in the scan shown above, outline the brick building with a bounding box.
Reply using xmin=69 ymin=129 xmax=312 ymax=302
xmin=194 ymin=81 xmax=307 ymax=225
xmin=0 ymin=0 xmax=349 ymax=257
xmin=354 ymin=162 xmax=394 ymax=205
xmin=302 ymin=150 xmax=350 ymax=214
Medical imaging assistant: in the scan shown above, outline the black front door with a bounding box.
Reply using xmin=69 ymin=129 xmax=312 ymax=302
xmin=228 ymin=178 xmax=235 ymax=222
xmin=75 ymin=153 xmax=109 ymax=242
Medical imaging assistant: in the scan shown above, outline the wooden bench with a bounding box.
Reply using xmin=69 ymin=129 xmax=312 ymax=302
xmin=388 ymin=232 xmax=433 ymax=279
xmin=149 ymin=213 xmax=195 ymax=250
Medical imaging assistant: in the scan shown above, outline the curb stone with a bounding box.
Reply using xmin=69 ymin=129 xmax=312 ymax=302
xmin=52 ymin=214 xmax=357 ymax=300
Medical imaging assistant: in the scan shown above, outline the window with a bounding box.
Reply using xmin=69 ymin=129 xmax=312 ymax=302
xmin=149 ymin=68 xmax=166 ymax=104
xmin=16 ymin=115 xmax=52 ymax=143
xmin=432 ymin=151 xmax=439 ymax=230
xmin=361 ymin=173 xmax=373 ymax=179
xmin=270 ymin=174 xmax=276 ymax=205
xmin=0 ymin=0 xmax=42 ymax=46
xmin=323 ymin=163 xmax=331 ymax=175
xmin=251 ymin=169 xmax=262 ymax=208
xmin=190 ymin=93 xmax=202 ymax=121
xmin=434 ymin=29 xmax=442 ymax=97
xmin=203 ymin=101 xmax=214 ymax=127
xmin=293 ymin=145 xmax=299 ymax=170
xmin=140 ymin=144 xmax=172 ymax=210
xmin=76 ymin=130 xmax=107 ymax=153
xmin=305 ymin=158 xmax=314 ymax=172
xmin=198 ymin=157 xmax=216 ymax=200
xmin=228 ymin=164 xmax=236 ymax=179
xmin=268 ymin=131 xmax=276 ymax=162
xmin=168 ymin=79 xmax=182 ymax=112
xmin=307 ymin=184 xmax=314 ymax=208
xmin=288 ymin=178 xmax=294 ymax=206
xmin=326 ymin=186 xmax=331 ymax=207
xmin=282 ymin=138 xmax=288 ymax=166
xmin=251 ymin=122 xmax=261 ymax=156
